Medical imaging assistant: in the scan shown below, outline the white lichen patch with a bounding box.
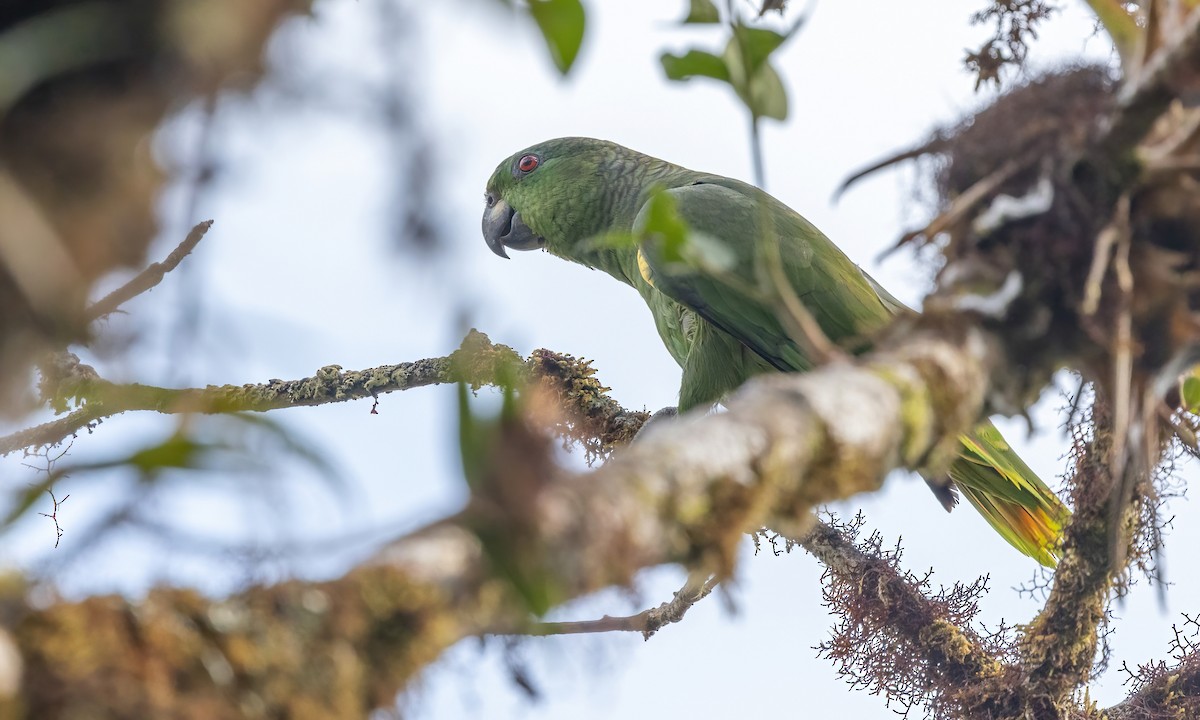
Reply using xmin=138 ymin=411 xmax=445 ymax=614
xmin=640 ymin=411 xmax=771 ymax=491
xmin=792 ymin=364 xmax=903 ymax=461
xmin=374 ymin=525 xmax=482 ymax=586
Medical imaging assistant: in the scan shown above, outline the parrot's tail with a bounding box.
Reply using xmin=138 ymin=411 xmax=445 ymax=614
xmin=948 ymin=425 xmax=1072 ymax=567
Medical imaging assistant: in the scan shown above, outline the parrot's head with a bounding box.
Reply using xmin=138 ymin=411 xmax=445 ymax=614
xmin=483 ymin=137 xmax=642 ymax=260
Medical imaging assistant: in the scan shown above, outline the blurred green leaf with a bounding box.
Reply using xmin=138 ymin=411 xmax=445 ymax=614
xmin=579 ymin=230 xmax=637 ymax=254
xmin=660 ymin=49 xmax=730 ymax=83
xmin=686 ymin=231 xmax=738 ymax=275
xmin=738 ymin=58 xmax=788 ymax=120
xmin=2 ymin=433 xmax=219 ymax=528
xmin=484 ymin=536 xmax=556 ymax=616
xmin=682 ymin=0 xmax=720 ymax=23
xmin=639 ymin=189 xmax=737 ymax=275
xmin=457 ymin=382 xmax=487 ymax=492
xmin=128 ymin=434 xmax=211 ymax=472
xmin=722 ymin=27 xmax=789 ymax=121
xmin=528 ymin=0 xmax=586 ymax=75
xmin=731 ymin=24 xmax=788 ymax=76
xmin=638 ymin=189 xmax=691 ymax=263
xmin=662 ymin=16 xmax=802 ymax=123
xmin=455 ymin=379 xmax=557 ymax=616
xmin=1183 ymin=375 xmax=1200 ymax=414
xmin=3 ymin=412 xmax=343 ymax=532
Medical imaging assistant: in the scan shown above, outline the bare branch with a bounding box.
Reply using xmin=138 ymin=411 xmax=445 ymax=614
xmin=499 ymin=574 xmax=719 ymax=640
xmin=85 ymin=220 xmax=214 ymax=323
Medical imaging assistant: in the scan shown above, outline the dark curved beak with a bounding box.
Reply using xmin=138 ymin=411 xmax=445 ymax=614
xmin=482 ymin=197 xmax=544 ymax=259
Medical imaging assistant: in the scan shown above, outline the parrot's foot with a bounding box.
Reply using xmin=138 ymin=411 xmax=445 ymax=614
xmin=634 ymin=406 xmax=679 ymax=442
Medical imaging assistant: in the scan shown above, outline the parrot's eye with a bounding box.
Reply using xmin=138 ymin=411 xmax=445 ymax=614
xmin=517 ymin=154 xmax=539 ymax=174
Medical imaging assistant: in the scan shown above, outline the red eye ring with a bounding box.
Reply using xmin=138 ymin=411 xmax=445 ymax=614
xmin=518 ymin=154 xmax=539 ymax=173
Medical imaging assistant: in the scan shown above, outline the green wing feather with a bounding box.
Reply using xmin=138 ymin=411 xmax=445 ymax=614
xmin=635 ymin=181 xmax=1070 ymax=566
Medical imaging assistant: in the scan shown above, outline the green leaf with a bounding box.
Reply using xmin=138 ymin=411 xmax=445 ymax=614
xmin=638 ymin=189 xmax=691 ymax=263
xmin=722 ymin=34 xmax=788 ymax=121
xmin=127 ymin=434 xmax=213 ymax=472
xmin=742 ymin=60 xmax=788 ymax=120
xmin=660 ymin=49 xmax=730 ymax=83
xmin=637 ymin=189 xmax=736 ymax=274
xmin=731 ymin=24 xmax=788 ymax=76
xmin=579 ymin=231 xmax=637 ymax=253
xmin=1183 ymin=375 xmax=1200 ymax=414
xmin=686 ymin=231 xmax=738 ymax=275
xmin=457 ymin=382 xmax=487 ymax=492
xmin=682 ymin=0 xmax=720 ymax=23
xmin=528 ymin=0 xmax=586 ymax=75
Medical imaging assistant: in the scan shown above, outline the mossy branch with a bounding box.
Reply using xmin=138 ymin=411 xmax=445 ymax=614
xmin=1 ymin=330 xmax=647 ymax=458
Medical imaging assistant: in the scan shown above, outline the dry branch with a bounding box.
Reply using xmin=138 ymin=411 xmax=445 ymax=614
xmin=495 ymin=574 xmax=719 ymax=640
xmin=85 ymin=220 xmax=214 ymax=322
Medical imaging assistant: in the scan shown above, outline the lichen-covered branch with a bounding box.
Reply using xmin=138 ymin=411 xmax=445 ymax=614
xmin=4 ymin=319 xmax=1194 ymax=718
xmin=1016 ymin=411 xmax=1128 ymax=705
xmin=1 ymin=330 xmax=648 ymax=458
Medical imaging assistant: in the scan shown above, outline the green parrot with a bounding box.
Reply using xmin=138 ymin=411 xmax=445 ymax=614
xmin=482 ymin=137 xmax=1070 ymax=566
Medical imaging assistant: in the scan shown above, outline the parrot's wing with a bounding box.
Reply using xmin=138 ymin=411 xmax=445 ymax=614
xmin=633 ymin=181 xmax=895 ymax=372
xmin=634 ymin=181 xmax=1069 ymax=567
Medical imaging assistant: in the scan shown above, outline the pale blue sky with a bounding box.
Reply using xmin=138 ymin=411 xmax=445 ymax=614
xmin=2 ymin=1 xmax=1196 ymax=718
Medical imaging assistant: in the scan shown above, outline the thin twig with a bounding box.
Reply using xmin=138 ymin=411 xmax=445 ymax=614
xmin=86 ymin=220 xmax=214 ymax=322
xmin=37 ymin=488 xmax=69 ymax=549
xmin=501 ymin=573 xmax=719 ymax=640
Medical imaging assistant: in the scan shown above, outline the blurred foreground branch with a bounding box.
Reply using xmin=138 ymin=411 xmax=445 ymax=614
xmin=7 ymin=317 xmax=1195 ymax=718
xmin=7 ymin=303 xmax=1017 ymax=716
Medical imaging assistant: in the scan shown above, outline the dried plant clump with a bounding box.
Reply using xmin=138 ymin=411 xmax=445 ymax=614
xmin=934 ymin=67 xmax=1115 ymax=204
xmin=932 ymin=67 xmax=1117 ymax=319
xmin=904 ymin=62 xmax=1200 ymax=423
